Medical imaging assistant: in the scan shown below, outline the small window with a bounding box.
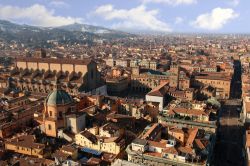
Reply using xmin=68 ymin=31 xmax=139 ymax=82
xmin=59 ymin=111 xmax=63 ymax=118
xmin=48 ymin=124 xmax=52 ymax=130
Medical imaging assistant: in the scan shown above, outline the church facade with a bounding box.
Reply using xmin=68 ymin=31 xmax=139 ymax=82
xmin=9 ymin=57 xmax=103 ymax=95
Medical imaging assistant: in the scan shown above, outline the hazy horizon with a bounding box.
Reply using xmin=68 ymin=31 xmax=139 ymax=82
xmin=0 ymin=0 xmax=250 ymax=34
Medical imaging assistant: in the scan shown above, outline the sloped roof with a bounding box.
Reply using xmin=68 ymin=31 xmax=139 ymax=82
xmin=147 ymin=82 xmax=170 ymax=97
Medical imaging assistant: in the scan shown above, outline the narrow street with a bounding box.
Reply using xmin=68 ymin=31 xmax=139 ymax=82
xmin=214 ymin=101 xmax=244 ymax=166
xmin=213 ymin=60 xmax=244 ymax=166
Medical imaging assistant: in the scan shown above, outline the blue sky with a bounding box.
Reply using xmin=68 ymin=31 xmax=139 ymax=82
xmin=0 ymin=0 xmax=249 ymax=33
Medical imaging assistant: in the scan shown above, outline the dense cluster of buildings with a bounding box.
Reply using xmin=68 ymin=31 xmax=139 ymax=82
xmin=0 ymin=35 xmax=249 ymax=166
xmin=127 ymin=123 xmax=215 ymax=166
xmin=241 ymin=54 xmax=250 ymax=165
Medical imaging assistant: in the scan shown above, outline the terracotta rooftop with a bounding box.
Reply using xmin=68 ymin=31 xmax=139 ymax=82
xmin=186 ymin=128 xmax=198 ymax=147
xmin=194 ymin=139 xmax=205 ymax=150
xmin=141 ymin=123 xmax=161 ymax=140
xmin=79 ymin=130 xmax=97 ymax=143
xmin=16 ymin=57 xmax=93 ymax=65
xmin=148 ymin=140 xmax=166 ymax=149
xmin=87 ymin=157 xmax=101 ymax=165
xmin=17 ymin=157 xmax=54 ymax=166
xmin=178 ymin=146 xmax=194 ymax=155
xmin=52 ymin=150 xmax=69 ymax=161
xmin=163 ymin=146 xmax=178 ymax=155
xmin=145 ymin=151 xmax=162 ymax=157
xmin=101 ymin=122 xmax=120 ymax=134
xmin=61 ymin=145 xmax=77 ymax=154
xmin=195 ymin=72 xmax=231 ymax=81
xmin=147 ymin=82 xmax=170 ymax=97
xmin=6 ymin=135 xmax=45 ymax=150
xmin=169 ymin=127 xmax=184 ymax=134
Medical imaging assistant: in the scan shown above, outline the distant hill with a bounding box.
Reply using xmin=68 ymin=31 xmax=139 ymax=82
xmin=58 ymin=23 xmax=115 ymax=34
xmin=57 ymin=23 xmax=132 ymax=39
xmin=0 ymin=20 xmax=133 ymax=47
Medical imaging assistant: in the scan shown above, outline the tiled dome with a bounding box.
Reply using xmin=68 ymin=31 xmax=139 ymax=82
xmin=46 ymin=89 xmax=73 ymax=106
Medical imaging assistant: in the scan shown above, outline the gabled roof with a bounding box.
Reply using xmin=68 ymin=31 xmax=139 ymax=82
xmin=5 ymin=135 xmax=45 ymax=149
xmin=163 ymin=146 xmax=178 ymax=155
xmin=79 ymin=130 xmax=98 ymax=143
xmin=186 ymin=128 xmax=198 ymax=147
xmin=194 ymin=139 xmax=205 ymax=150
xmin=178 ymin=146 xmax=194 ymax=155
xmin=147 ymin=82 xmax=170 ymax=97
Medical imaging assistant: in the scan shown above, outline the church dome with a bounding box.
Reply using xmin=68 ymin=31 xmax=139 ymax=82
xmin=46 ymin=89 xmax=73 ymax=106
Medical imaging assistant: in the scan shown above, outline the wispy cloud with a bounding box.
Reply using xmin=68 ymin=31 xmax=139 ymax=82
xmin=191 ymin=7 xmax=239 ymax=30
xmin=227 ymin=0 xmax=240 ymax=7
xmin=175 ymin=17 xmax=184 ymax=24
xmin=142 ymin=0 xmax=197 ymax=6
xmin=49 ymin=0 xmax=69 ymax=8
xmin=94 ymin=4 xmax=172 ymax=32
xmin=0 ymin=4 xmax=82 ymax=27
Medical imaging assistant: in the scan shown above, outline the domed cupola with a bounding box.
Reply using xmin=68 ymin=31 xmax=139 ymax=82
xmin=46 ymin=89 xmax=73 ymax=106
xmin=45 ymin=89 xmax=73 ymax=106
